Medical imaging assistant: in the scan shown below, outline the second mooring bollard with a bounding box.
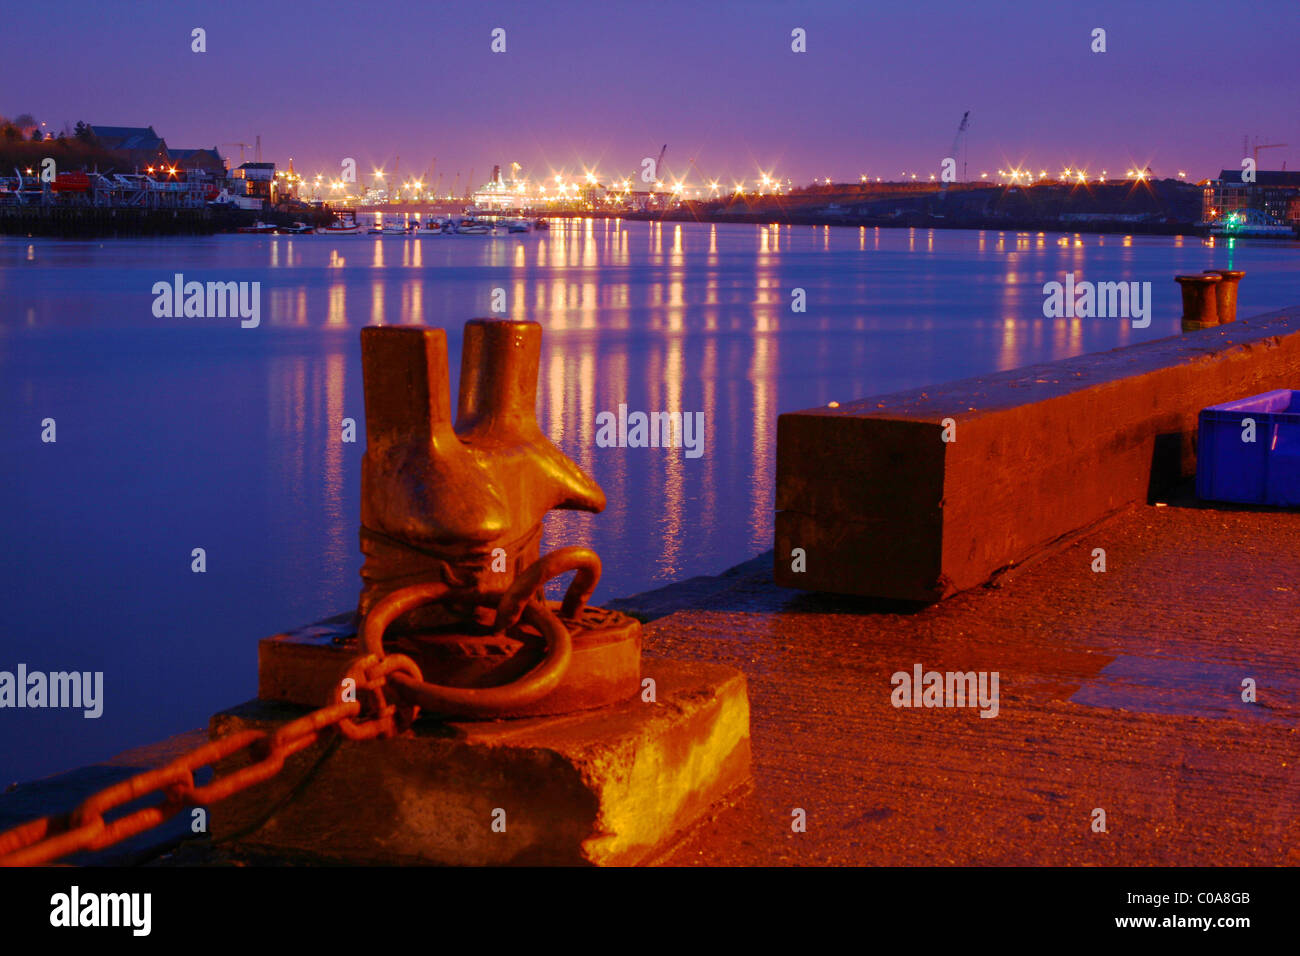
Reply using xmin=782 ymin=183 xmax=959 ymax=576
xmin=1175 ymin=273 xmax=1221 ymax=332
xmin=1203 ymin=269 xmax=1245 ymax=324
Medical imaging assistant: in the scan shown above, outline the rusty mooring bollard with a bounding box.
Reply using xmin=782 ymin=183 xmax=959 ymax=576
xmin=357 ymin=319 xmax=641 ymax=718
xmin=1175 ymin=273 xmax=1221 ymax=332
xmin=1202 ymin=269 xmax=1245 ymax=324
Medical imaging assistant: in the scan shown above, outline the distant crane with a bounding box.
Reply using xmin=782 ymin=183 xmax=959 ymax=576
xmin=223 ymin=142 xmax=251 ymax=164
xmin=1254 ymin=142 xmax=1287 ymax=168
xmin=654 ymin=144 xmax=668 ymax=187
xmin=941 ymin=111 xmax=970 ymax=196
xmin=1243 ymin=135 xmax=1288 ymax=169
xmin=688 ymin=155 xmax=706 ymax=191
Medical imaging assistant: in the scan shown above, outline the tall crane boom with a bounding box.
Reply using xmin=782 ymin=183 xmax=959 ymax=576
xmin=1254 ymin=143 xmax=1287 ymax=166
xmin=949 ymin=111 xmax=970 ymax=164
xmin=941 ymin=111 xmax=970 ymax=196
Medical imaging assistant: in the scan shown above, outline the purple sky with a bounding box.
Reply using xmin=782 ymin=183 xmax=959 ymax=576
xmin=4 ymin=0 xmax=1296 ymax=186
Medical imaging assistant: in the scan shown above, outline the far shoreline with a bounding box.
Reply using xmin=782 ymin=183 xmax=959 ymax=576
xmin=3 ymin=208 xmax=1297 ymax=242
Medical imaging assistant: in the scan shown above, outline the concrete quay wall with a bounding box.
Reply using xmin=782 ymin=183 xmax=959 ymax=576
xmin=775 ymin=307 xmax=1300 ymax=601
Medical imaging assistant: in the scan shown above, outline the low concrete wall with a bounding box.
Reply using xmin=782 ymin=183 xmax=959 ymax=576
xmin=775 ymin=307 xmax=1300 ymax=601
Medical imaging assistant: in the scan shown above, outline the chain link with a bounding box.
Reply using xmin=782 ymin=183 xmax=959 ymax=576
xmin=0 ymin=652 xmax=423 ymax=867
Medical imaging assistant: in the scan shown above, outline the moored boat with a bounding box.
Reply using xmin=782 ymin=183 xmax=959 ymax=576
xmin=323 ymin=219 xmax=362 ymax=235
xmin=237 ymin=220 xmax=277 ymax=234
xmin=276 ymin=221 xmax=314 ymax=235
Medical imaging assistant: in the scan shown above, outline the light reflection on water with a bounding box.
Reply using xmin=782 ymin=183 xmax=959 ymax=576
xmin=0 ymin=221 xmax=1297 ymax=781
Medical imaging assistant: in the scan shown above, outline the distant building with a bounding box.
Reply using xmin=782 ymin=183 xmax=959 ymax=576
xmin=624 ymin=191 xmax=656 ymax=212
xmin=169 ymin=147 xmax=226 ymax=177
xmin=274 ymin=159 xmax=304 ymax=201
xmin=228 ymin=161 xmax=277 ymax=206
xmin=579 ymin=182 xmax=607 ymax=206
xmin=1204 ymin=169 xmax=1300 ymax=226
xmin=87 ymin=125 xmax=169 ymax=170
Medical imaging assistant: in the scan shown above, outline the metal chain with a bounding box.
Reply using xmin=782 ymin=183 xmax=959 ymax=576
xmin=0 ymin=545 xmax=592 ymax=866
xmin=357 ymin=547 xmax=599 ymax=717
xmin=0 ymin=652 xmax=423 ymax=867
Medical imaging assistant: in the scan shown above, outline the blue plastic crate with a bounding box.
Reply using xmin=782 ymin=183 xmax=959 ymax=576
xmin=1196 ymin=389 xmax=1300 ymax=506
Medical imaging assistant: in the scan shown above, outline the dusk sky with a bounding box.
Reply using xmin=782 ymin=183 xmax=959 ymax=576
xmin=4 ymin=0 xmax=1297 ymax=186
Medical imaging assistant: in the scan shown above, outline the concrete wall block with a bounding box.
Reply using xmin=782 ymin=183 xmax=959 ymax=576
xmin=776 ymin=309 xmax=1300 ymax=600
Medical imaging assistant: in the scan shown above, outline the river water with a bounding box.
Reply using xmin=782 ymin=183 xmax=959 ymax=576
xmin=1 ymin=219 xmax=1296 ymax=781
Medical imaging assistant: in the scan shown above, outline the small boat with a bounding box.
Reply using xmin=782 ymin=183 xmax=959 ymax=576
xmin=456 ymin=218 xmax=491 ymax=235
xmin=237 ymin=221 xmax=277 ymax=234
xmin=507 ymin=219 xmax=531 ymax=233
xmin=367 ymin=224 xmax=383 ymax=234
xmin=276 ymin=221 xmax=314 ymax=235
xmin=533 ymin=218 xmax=549 ymax=231
xmin=422 ymin=218 xmax=448 ymax=233
xmin=381 ymin=220 xmax=409 ymax=235
xmin=323 ymin=219 xmax=362 ymax=235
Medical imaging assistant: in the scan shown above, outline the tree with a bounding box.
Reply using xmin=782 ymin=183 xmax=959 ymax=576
xmin=31 ymin=127 xmax=43 ymax=141
xmin=74 ymin=121 xmax=95 ymax=144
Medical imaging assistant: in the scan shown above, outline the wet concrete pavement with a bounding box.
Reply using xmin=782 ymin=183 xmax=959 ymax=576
xmin=617 ymin=489 xmax=1300 ymax=865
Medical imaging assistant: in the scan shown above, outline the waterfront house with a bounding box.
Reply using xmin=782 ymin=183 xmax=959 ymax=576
xmin=227 ymin=161 xmax=277 ymax=208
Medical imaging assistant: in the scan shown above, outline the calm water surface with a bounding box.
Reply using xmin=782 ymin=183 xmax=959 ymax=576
xmin=2 ymin=220 xmax=1297 ymax=780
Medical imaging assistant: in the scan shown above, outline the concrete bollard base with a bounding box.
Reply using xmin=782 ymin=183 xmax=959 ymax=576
xmin=208 ymin=657 xmax=750 ymax=865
